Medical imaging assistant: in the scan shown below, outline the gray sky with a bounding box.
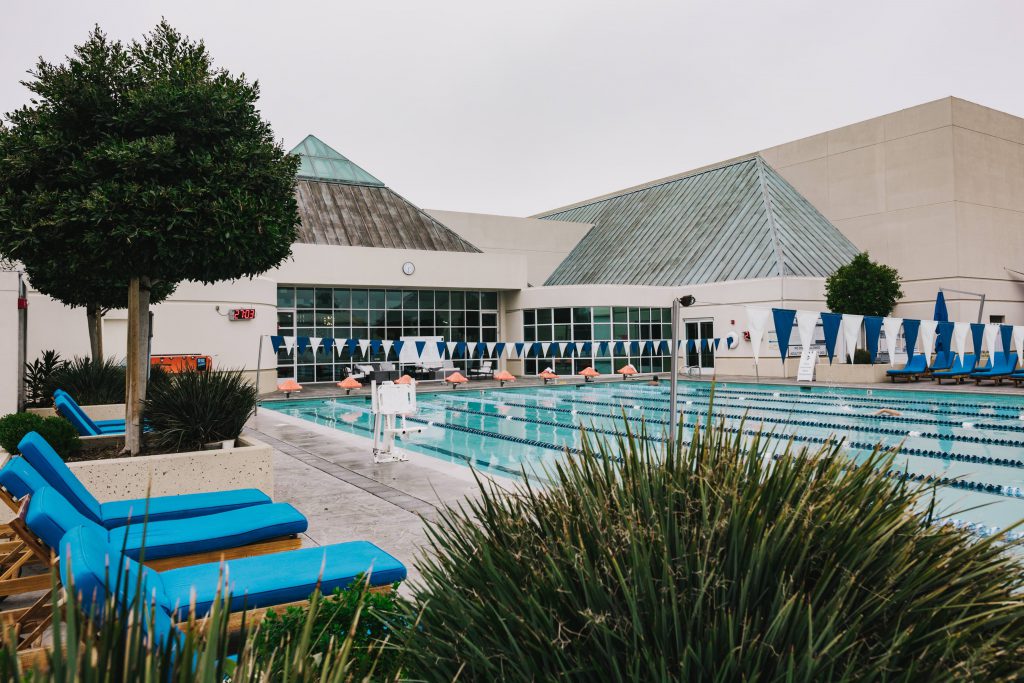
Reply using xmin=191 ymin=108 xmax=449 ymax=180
xmin=2 ymin=1 xmax=1022 ymax=216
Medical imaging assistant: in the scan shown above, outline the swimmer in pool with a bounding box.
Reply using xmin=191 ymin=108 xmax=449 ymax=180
xmin=874 ymin=408 xmax=902 ymax=417
xmin=649 ymin=375 xmax=661 ymax=386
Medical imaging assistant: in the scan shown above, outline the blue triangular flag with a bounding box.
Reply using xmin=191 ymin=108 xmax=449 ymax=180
xmin=529 ymin=342 xmax=541 ymax=357
xmin=564 ymin=342 xmax=576 ymax=358
xmin=296 ymin=336 xmax=311 ymax=355
xmin=936 ymin=321 xmax=954 ymax=353
xmin=434 ymin=341 xmax=445 ymax=358
xmin=687 ymin=339 xmax=696 ymax=353
xmin=614 ymin=341 xmax=626 ymax=355
xmin=969 ymin=323 xmax=985 ymax=362
xmin=514 ymin=342 xmax=525 ymax=358
xmin=902 ymin=319 xmax=919 ymax=361
xmin=713 ymin=338 xmax=721 ymax=351
xmin=455 ymin=341 xmax=467 ymax=357
xmin=820 ymin=312 xmax=842 ymax=364
xmin=494 ymin=342 xmax=506 ymax=358
xmin=629 ymin=340 xmax=641 ymax=355
xmin=346 ymin=338 xmax=359 ymax=355
xmin=322 ymin=337 xmax=335 ymax=355
xmin=701 ymin=338 xmax=710 ymax=352
xmin=643 ymin=340 xmax=654 ymax=355
xmin=392 ymin=340 xmax=404 ymax=358
xmin=415 ymin=340 xmax=427 ymax=358
xmin=864 ymin=316 xmax=883 ymax=363
xmin=771 ymin=308 xmax=797 ymax=362
xmin=1000 ymin=324 xmax=1014 ymax=363
xmin=270 ymin=336 xmax=284 ymax=354
xmin=597 ymin=341 xmax=609 ymax=355
xmin=548 ymin=342 xmax=559 ymax=357
xmin=475 ymin=342 xmax=486 ymax=358
xmin=658 ymin=340 xmax=669 ymax=354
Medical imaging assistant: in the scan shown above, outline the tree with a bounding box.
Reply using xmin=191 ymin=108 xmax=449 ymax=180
xmin=0 ymin=23 xmax=300 ymax=453
xmin=825 ymin=252 xmax=903 ymax=316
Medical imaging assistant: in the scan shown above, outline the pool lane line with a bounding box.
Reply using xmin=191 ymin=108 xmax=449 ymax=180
xmin=438 ymin=403 xmax=1024 ymax=498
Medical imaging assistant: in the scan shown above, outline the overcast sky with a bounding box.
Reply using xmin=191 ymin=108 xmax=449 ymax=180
xmin=2 ymin=1 xmax=1022 ymax=216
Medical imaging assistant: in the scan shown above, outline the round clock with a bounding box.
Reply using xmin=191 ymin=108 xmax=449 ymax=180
xmin=402 ymin=261 xmax=415 ymax=276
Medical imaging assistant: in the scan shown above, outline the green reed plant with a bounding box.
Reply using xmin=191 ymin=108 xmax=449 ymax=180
xmin=46 ymin=357 xmax=126 ymax=406
xmin=143 ymin=369 xmax=258 ymax=452
xmin=400 ymin=411 xmax=1024 ymax=681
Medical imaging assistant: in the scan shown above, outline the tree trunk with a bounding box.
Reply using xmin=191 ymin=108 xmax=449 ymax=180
xmin=124 ymin=277 xmax=152 ymax=456
xmin=86 ymin=302 xmax=103 ymax=361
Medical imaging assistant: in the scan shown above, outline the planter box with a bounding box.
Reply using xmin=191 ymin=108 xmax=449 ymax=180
xmin=67 ymin=435 xmax=274 ymax=502
xmin=28 ymin=403 xmax=125 ymax=421
xmin=815 ymin=363 xmax=890 ymax=384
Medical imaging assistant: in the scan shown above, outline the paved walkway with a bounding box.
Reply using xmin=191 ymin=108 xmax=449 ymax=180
xmin=246 ymin=410 xmax=487 ymax=589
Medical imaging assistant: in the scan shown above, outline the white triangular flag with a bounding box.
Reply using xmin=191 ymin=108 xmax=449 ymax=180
xmin=952 ymin=322 xmax=970 ymax=364
xmin=918 ymin=320 xmax=937 ymax=358
xmin=309 ymin=337 xmax=322 ymax=355
xmin=1014 ymin=326 xmax=1024 ymax=369
xmin=447 ymin=341 xmax=458 ymax=356
xmin=841 ymin=314 xmax=863 ymax=363
xmin=747 ymin=307 xmax=771 ymax=366
xmin=283 ymin=336 xmax=295 ymax=354
xmin=984 ymin=323 xmax=999 ymax=364
xmin=382 ymin=339 xmax=394 ymax=358
xmin=881 ymin=317 xmax=902 ymax=366
xmin=795 ymin=310 xmax=818 ymax=359
xmin=358 ymin=339 xmax=370 ymax=357
xmin=486 ymin=342 xmax=497 ymax=357
xmin=541 ymin=342 xmax=551 ymax=357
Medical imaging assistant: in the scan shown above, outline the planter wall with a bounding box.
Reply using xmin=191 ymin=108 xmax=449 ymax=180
xmin=815 ymin=363 xmax=890 ymax=384
xmin=28 ymin=403 xmax=125 ymax=421
xmin=67 ymin=435 xmax=274 ymax=502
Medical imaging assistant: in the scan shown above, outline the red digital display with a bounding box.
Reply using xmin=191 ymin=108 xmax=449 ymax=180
xmin=229 ymin=308 xmax=256 ymax=321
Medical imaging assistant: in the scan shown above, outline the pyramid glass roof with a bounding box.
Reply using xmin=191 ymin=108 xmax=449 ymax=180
xmin=289 ymin=135 xmax=384 ymax=187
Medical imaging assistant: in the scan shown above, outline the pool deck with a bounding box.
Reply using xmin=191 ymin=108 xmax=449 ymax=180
xmin=247 ymin=409 xmax=489 ymax=589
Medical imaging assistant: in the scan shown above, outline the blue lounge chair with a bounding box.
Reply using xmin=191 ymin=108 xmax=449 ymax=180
xmin=53 ymin=390 xmax=128 ymax=436
xmin=886 ymin=355 xmax=927 ymax=382
xmin=932 ymin=354 xmax=986 ymax=384
xmin=8 ymin=432 xmax=272 ymax=527
xmin=925 ymin=351 xmax=954 ymax=374
xmin=26 ymin=486 xmax=306 ymax=562
xmin=60 ymin=524 xmax=405 ymax=646
xmin=971 ymin=355 xmax=1018 ymax=385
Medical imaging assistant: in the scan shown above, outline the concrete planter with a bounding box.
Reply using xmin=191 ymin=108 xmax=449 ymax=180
xmin=67 ymin=435 xmax=274 ymax=502
xmin=815 ymin=363 xmax=890 ymax=384
xmin=27 ymin=403 xmax=124 ymax=421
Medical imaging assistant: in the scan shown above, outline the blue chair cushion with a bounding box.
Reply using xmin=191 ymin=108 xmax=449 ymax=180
xmin=0 ymin=458 xmax=50 ymax=501
xmin=18 ymin=432 xmax=104 ymax=522
xmin=54 ymin=395 xmax=101 ymax=436
xmin=99 ymin=489 xmax=273 ymax=529
xmin=107 ymin=503 xmax=307 ymax=560
xmin=29 ymin=487 xmax=306 ymax=561
xmin=159 ymin=541 xmax=407 ymax=618
xmin=886 ymin=355 xmax=927 ymax=375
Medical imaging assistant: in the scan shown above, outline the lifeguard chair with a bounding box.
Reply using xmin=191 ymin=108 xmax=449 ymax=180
xmin=370 ymin=380 xmax=425 ymax=463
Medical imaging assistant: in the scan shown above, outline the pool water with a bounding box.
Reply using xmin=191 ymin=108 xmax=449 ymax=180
xmin=264 ymin=381 xmax=1024 ymax=539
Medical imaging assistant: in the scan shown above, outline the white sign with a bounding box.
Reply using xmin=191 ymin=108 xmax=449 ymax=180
xmin=797 ymin=347 xmax=817 ymax=382
xmin=372 ymin=382 xmax=417 ymax=415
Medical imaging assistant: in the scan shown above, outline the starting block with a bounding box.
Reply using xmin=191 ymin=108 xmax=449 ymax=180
xmin=370 ymin=380 xmax=424 ymax=463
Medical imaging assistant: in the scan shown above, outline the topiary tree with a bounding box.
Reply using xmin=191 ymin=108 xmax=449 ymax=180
xmin=0 ymin=23 xmax=300 ymax=453
xmin=825 ymin=252 xmax=903 ymax=316
xmin=399 ymin=417 xmax=1024 ymax=680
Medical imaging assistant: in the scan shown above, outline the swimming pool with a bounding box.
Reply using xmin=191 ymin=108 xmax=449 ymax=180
xmin=264 ymin=381 xmax=1024 ymax=539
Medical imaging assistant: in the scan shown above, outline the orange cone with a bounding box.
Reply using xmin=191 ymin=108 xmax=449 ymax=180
xmin=445 ymin=372 xmax=469 ymax=389
xmin=494 ymin=370 xmax=515 ymax=387
xmin=580 ymin=367 xmax=600 ymax=382
xmin=278 ymin=379 xmax=302 ymax=398
xmin=338 ymin=377 xmax=361 ymax=394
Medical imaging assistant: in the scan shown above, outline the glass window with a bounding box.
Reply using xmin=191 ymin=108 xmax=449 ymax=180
xmin=369 ymin=290 xmax=386 ymax=309
xmin=553 ymin=324 xmax=570 ymax=341
xmin=296 ymin=365 xmax=315 ymax=383
xmin=466 ymin=310 xmax=480 ymax=327
xmin=334 ymin=310 xmax=351 ymax=326
xmin=450 ymin=291 xmax=465 ymax=309
xmin=296 ymin=288 xmax=314 ymax=309
xmin=386 ymin=310 xmax=401 ymax=327
xmin=435 ymin=290 xmax=450 ymax=309
xmin=524 ymin=326 xmax=536 ymax=342
xmin=524 ymin=309 xmax=535 ymax=326
xmin=370 ymin=310 xmax=386 ymax=326
xmin=315 ymin=288 xmax=333 ymax=309
xmin=553 ymin=308 xmax=571 ymax=324
xmin=277 ymin=311 xmax=294 ymax=328
xmin=316 ymin=311 xmax=334 ymax=326
xmin=573 ymin=324 xmax=591 ymax=340
xmin=593 ymin=307 xmax=611 ymax=324
xmin=386 ymin=290 xmax=402 ymax=309
xmin=419 ymin=290 xmax=434 ymax=309
xmin=481 ymin=292 xmax=498 ymax=309
xmin=277 ymin=287 xmax=295 ymax=308
xmin=296 ymin=310 xmax=314 ymax=326
xmin=403 ymin=290 xmax=418 ymax=308
xmin=351 ymin=310 xmax=368 ymax=326
xmin=537 ymin=309 xmax=552 ymax=325
xmin=466 ymin=291 xmax=480 ymax=309
xmin=612 ymin=307 xmax=627 ymax=323
xmin=573 ymin=307 xmax=591 ymax=323
xmin=482 ymin=313 xmax=497 ymax=328
xmin=333 ymin=288 xmax=350 ymax=309
xmin=351 ymin=289 xmax=368 ymax=310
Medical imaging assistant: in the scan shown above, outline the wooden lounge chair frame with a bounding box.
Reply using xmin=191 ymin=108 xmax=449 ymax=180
xmin=0 ymin=485 xmax=301 ymax=652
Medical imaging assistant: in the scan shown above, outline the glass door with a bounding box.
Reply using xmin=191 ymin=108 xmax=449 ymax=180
xmin=683 ymin=318 xmax=715 ymax=371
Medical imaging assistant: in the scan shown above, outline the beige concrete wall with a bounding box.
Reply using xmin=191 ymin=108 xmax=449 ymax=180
xmin=761 ymin=96 xmax=1024 ymax=323
xmin=426 ymin=209 xmax=591 ymax=286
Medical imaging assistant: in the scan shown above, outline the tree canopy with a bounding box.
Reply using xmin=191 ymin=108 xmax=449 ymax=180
xmin=825 ymin=252 xmax=903 ymax=317
xmin=0 ymin=21 xmax=301 ymax=452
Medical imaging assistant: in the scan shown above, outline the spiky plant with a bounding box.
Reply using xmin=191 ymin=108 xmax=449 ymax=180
xmin=399 ymin=413 xmax=1024 ymax=681
xmin=46 ymin=357 xmax=126 ymax=406
xmin=142 ymin=369 xmax=257 ymax=452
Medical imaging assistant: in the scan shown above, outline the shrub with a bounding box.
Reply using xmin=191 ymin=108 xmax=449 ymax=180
xmin=826 ymin=251 xmax=904 ymax=316
xmin=47 ymin=356 xmax=126 ymax=405
xmin=850 ymin=348 xmax=872 ymax=364
xmin=0 ymin=413 xmax=80 ymax=457
xmin=251 ymin=579 xmax=408 ymax=679
xmin=143 ymin=370 xmax=258 ymax=452
xmin=399 ymin=415 xmax=1024 ymax=681
xmin=24 ymin=349 xmax=68 ymax=407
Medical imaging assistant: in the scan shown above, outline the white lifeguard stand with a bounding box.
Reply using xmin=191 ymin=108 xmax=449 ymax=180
xmin=370 ymin=380 xmax=424 ymax=463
